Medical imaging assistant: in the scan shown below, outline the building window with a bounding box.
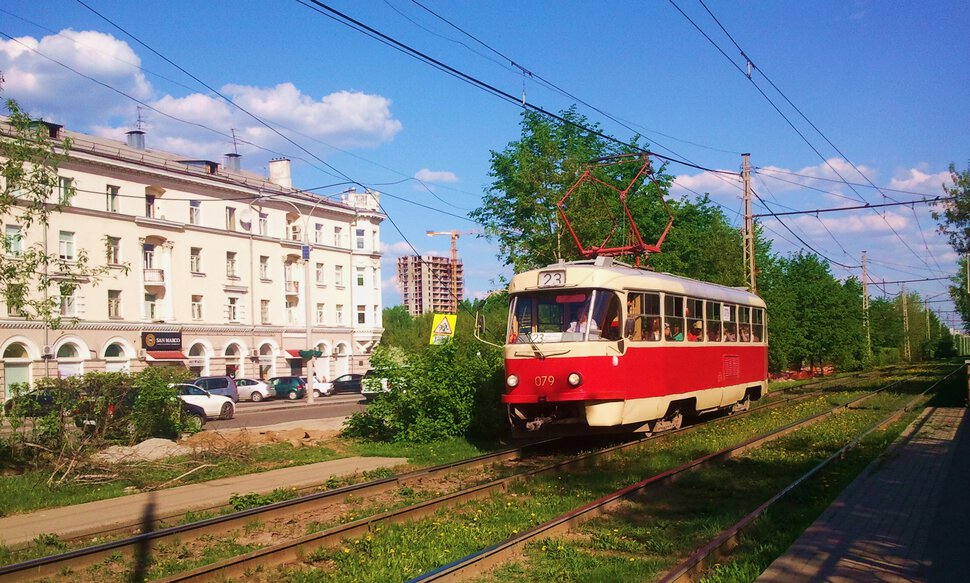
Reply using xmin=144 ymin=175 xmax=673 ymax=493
xmin=356 ymin=305 xmax=366 ymax=325
xmin=226 ymin=207 xmax=236 ymax=231
xmin=226 ymin=251 xmax=238 ymax=278
xmin=334 ymin=226 xmax=342 ymax=247
xmin=59 ymin=231 xmax=75 ymax=260
xmin=144 ymin=293 xmax=157 ymax=320
xmin=143 ymin=243 xmax=155 ymax=269
xmin=191 ymin=295 xmax=203 ymax=320
xmin=372 ymin=230 xmax=378 ymax=251
xmin=356 ymin=228 xmax=365 ymax=250
xmin=145 ymin=194 xmax=156 ymax=218
xmin=227 ymin=297 xmax=240 ymax=322
xmin=108 ymin=290 xmax=121 ymax=318
xmin=335 ymin=265 xmax=344 ymax=286
xmin=106 ymin=236 xmax=121 ymax=264
xmin=6 ymin=284 xmax=24 ymax=317
xmin=260 ymin=299 xmax=270 ymax=324
xmin=258 ymin=213 xmax=268 ymax=236
xmin=315 ymin=262 xmax=325 ymax=285
xmin=316 ymin=303 xmax=325 ymax=324
xmin=60 ymin=285 xmax=78 ymax=317
xmin=190 ymin=200 xmax=201 ymax=224
xmin=190 ymin=247 xmax=202 ymax=273
xmin=285 ymin=299 xmax=298 ymax=325
xmin=287 ymin=220 xmax=301 ymax=241
xmin=58 ymin=177 xmax=73 ymax=205
xmin=5 ymin=225 xmax=22 ymax=255
xmin=356 ymin=267 xmax=365 ymax=286
xmin=106 ymin=185 xmax=119 ymax=212
xmin=336 ymin=304 xmax=344 ymax=325
xmin=259 ymin=256 xmax=270 ymax=280
xmin=314 ymin=223 xmax=323 ymax=244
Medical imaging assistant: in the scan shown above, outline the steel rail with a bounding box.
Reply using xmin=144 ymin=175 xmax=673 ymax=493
xmin=410 ymin=376 xmax=912 ymax=581
xmin=154 ymin=376 xmax=896 ymax=583
xmin=655 ymin=363 xmax=965 ymax=583
xmin=0 ymin=369 xmax=882 ymax=582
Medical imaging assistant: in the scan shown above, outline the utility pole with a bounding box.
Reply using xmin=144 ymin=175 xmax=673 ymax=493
xmin=925 ymin=299 xmax=930 ymax=340
xmin=742 ymin=153 xmax=756 ymax=293
xmin=861 ymin=251 xmax=872 ymax=359
xmin=901 ymin=284 xmax=911 ymax=361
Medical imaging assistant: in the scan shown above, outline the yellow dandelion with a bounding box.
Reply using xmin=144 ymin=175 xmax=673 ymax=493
xmin=354 ymin=539 xmax=360 ymax=545
xmin=629 ymin=557 xmax=635 ymax=562
xmin=512 ymin=530 xmax=518 ymax=535
xmin=541 ymin=546 xmax=546 ymax=551
xmin=390 ymin=548 xmax=395 ymax=554
xmin=342 ymin=548 xmax=350 ymax=554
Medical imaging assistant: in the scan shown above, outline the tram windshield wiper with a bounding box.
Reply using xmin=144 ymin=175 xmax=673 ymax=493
xmin=524 ymin=333 xmax=546 ymax=360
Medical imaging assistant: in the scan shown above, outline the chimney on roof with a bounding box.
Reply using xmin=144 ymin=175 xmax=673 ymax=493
xmin=224 ymin=153 xmax=241 ymax=172
xmin=268 ymin=158 xmax=292 ymax=188
xmin=126 ymin=129 xmax=145 ymax=150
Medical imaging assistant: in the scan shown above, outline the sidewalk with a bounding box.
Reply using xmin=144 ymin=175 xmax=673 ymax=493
xmin=757 ymin=406 xmax=970 ymax=582
xmin=0 ymin=455 xmax=407 ymax=548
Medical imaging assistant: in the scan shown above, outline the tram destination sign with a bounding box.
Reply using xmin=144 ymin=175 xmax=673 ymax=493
xmin=538 ymin=269 xmax=566 ymax=288
xmin=141 ymin=331 xmax=182 ymax=351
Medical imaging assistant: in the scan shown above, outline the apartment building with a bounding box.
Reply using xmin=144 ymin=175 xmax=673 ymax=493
xmin=397 ymin=255 xmax=464 ymax=316
xmin=0 ymin=120 xmax=384 ymax=399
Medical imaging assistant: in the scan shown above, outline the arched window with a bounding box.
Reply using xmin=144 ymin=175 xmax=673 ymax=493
xmin=3 ymin=343 xmax=29 ymax=359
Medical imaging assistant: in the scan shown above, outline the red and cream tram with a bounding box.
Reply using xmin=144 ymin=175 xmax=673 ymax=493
xmin=503 ymin=257 xmax=768 ymax=434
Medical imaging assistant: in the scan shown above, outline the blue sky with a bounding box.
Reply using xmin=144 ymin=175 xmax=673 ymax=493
xmin=2 ymin=1 xmax=968 ymax=328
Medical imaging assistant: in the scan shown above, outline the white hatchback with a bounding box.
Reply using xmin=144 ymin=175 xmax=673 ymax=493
xmin=235 ymin=378 xmax=272 ymax=402
xmin=174 ymin=383 xmax=235 ymax=420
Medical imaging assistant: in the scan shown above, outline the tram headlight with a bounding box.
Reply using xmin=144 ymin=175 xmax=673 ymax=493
xmin=506 ymin=374 xmax=520 ymax=388
xmin=567 ymin=372 xmax=583 ymax=387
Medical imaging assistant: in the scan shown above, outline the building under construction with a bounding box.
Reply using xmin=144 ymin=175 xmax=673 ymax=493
xmin=397 ymin=255 xmax=464 ymax=316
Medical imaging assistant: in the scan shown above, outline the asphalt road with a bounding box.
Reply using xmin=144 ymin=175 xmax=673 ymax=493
xmin=206 ymin=393 xmax=367 ymax=430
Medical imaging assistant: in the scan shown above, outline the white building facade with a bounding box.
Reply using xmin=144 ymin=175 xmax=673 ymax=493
xmin=0 ymin=121 xmax=384 ymax=399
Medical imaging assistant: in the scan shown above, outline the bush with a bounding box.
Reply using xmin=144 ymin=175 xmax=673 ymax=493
xmin=343 ymin=340 xmax=505 ymax=443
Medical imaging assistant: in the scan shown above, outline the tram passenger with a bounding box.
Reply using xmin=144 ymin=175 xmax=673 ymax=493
xmin=707 ymin=324 xmax=721 ymax=342
xmin=645 ymin=317 xmax=662 ymax=341
xmin=671 ymin=323 xmax=684 ymax=341
xmin=687 ymin=321 xmax=703 ymax=341
xmin=740 ymin=327 xmax=751 ymax=342
xmin=724 ymin=324 xmax=738 ymax=342
xmin=567 ymin=312 xmax=598 ymax=334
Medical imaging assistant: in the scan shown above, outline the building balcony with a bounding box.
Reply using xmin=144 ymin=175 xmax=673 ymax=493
xmin=285 ymin=280 xmax=300 ymax=295
xmin=144 ymin=268 xmax=165 ymax=287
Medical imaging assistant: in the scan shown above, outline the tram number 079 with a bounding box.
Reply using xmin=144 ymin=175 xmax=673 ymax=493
xmin=535 ymin=375 xmax=555 ymax=387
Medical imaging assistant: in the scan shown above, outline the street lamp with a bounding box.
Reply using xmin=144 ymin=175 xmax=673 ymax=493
xmin=247 ymin=192 xmax=331 ymax=405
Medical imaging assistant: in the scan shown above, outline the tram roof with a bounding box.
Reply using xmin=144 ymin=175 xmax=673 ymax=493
xmin=509 ymin=258 xmax=766 ymax=308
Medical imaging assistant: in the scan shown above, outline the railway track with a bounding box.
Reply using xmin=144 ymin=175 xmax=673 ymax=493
xmin=0 ymin=368 xmax=891 ymax=582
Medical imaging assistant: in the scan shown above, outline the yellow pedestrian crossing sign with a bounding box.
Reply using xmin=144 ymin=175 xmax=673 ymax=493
xmin=429 ymin=314 xmax=457 ymax=345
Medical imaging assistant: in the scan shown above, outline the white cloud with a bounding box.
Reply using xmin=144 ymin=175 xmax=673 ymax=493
xmin=0 ymin=30 xmax=151 ymax=124
xmin=786 ymin=210 xmax=910 ymax=235
xmin=889 ymin=168 xmax=950 ymax=194
xmin=415 ymin=168 xmax=458 ymax=183
xmin=670 ymin=169 xmax=741 ymax=199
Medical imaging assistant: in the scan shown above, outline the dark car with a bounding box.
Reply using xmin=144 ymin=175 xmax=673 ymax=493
xmin=192 ymin=376 xmax=239 ymax=402
xmin=3 ymin=388 xmax=59 ymax=417
xmin=331 ymin=373 xmax=365 ymax=393
xmin=180 ymin=401 xmax=206 ymax=431
xmin=268 ymin=376 xmax=307 ymax=400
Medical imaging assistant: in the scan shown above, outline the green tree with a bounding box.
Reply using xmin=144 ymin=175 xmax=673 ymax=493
xmin=932 ymin=160 xmax=970 ymax=253
xmin=1 ymin=99 xmax=120 ymax=326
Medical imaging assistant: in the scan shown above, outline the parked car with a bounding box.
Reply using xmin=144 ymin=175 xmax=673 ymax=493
xmin=361 ymin=370 xmax=392 ymax=403
xmin=331 ymin=373 xmax=365 ymax=393
xmin=300 ymin=377 xmax=334 ymax=398
xmin=192 ymin=376 xmax=239 ymax=402
xmin=180 ymin=401 xmax=207 ymax=431
xmin=173 ymin=383 xmax=235 ymax=419
xmin=235 ymin=378 xmax=271 ymax=402
xmin=268 ymin=376 xmax=307 ymax=400
xmin=3 ymin=388 xmax=59 ymax=417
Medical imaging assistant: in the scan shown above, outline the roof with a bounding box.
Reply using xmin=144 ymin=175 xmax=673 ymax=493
xmin=508 ymin=259 xmax=766 ymax=308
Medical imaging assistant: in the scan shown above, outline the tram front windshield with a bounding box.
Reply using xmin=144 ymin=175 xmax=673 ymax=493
xmin=508 ymin=289 xmax=622 ymax=344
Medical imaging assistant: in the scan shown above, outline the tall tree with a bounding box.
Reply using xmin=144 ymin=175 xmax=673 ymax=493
xmin=1 ymin=99 xmax=117 ymax=326
xmin=932 ymin=160 xmax=970 ymax=253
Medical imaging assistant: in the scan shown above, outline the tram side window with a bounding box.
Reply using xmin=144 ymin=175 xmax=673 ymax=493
xmin=593 ymin=292 xmax=623 ymax=341
xmin=626 ymin=292 xmax=661 ymax=341
xmin=723 ymin=304 xmax=738 ymax=342
xmin=664 ymin=294 xmax=685 ymax=341
xmin=686 ymin=297 xmax=704 ymax=342
xmin=706 ymin=301 xmax=722 ymax=341
xmin=752 ymin=307 xmax=765 ymax=342
xmin=739 ymin=306 xmax=752 ymax=342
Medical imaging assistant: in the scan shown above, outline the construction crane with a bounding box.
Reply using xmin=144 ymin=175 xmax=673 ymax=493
xmin=426 ymin=230 xmax=479 ymax=313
